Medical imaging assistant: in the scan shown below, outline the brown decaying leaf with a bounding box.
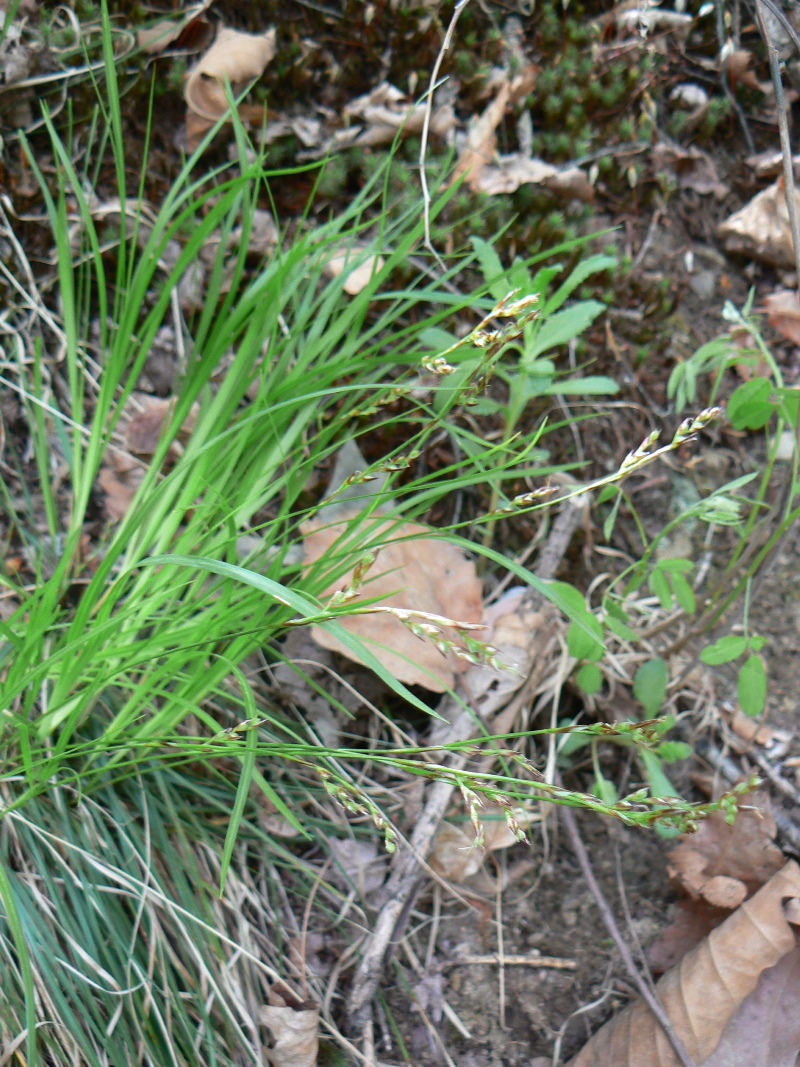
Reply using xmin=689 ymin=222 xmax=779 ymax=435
xmin=261 ymin=992 xmax=319 ymax=1067
xmin=568 ymin=860 xmax=800 ymax=1067
xmin=653 ymin=142 xmax=728 ymax=197
xmin=719 ymin=180 xmax=800 ymax=269
xmin=666 ymin=795 xmax=784 ymax=905
xmin=302 ymin=517 xmax=483 ymax=692
xmin=646 ymin=899 xmax=729 ymax=976
xmin=451 ymin=66 xmax=536 ymax=192
xmin=429 ymin=805 xmax=531 ymax=883
xmin=763 ymin=288 xmax=800 ymax=345
xmin=702 ymin=946 xmax=800 ymax=1067
xmin=324 ymin=248 xmax=386 ymax=295
xmin=342 ymin=82 xmax=455 ymax=148
xmin=184 ymin=27 xmax=276 ymax=148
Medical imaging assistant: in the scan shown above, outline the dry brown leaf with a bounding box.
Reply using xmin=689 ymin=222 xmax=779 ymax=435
xmin=429 ymin=822 xmax=484 ymax=882
xmin=569 ymin=860 xmax=800 ymax=1067
xmin=702 ymin=946 xmax=800 ymax=1066
xmin=184 ymin=27 xmax=276 ymax=148
xmin=261 ymin=993 xmax=318 ymax=1067
xmin=451 ymin=66 xmax=536 ymax=192
xmin=342 ymin=82 xmax=455 ymax=147
xmin=302 ymin=518 xmax=483 ymax=691
xmin=324 ymin=248 xmax=386 ymax=295
xmin=647 ymin=899 xmax=730 ymax=975
xmin=429 ymin=805 xmax=532 ymax=883
xmin=653 ymin=142 xmax=728 ymax=197
xmin=667 ymin=796 xmax=784 ymax=905
xmin=763 ymin=288 xmax=800 ymax=345
xmin=719 ymin=180 xmax=800 ymax=268
xmin=137 ymin=0 xmax=213 ymax=55
xmin=327 ymin=837 xmax=388 ymax=898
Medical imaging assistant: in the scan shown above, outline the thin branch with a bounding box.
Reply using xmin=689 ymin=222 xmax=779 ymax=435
xmin=756 ymin=0 xmax=800 ymax=282
xmin=559 ymin=803 xmax=697 ymax=1067
xmin=419 ymin=0 xmax=470 ymax=271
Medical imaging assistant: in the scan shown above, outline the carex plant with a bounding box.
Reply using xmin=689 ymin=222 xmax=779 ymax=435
xmin=0 ymin=13 xmax=767 ymax=1066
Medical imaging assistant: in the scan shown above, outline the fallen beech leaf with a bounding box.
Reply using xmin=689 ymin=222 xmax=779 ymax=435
xmin=327 ymin=837 xmax=388 ymax=897
xmin=724 ymin=49 xmax=770 ymax=94
xmin=302 ymin=516 xmax=483 ymax=691
xmin=747 ymin=149 xmax=800 ymax=180
xmin=261 ymin=994 xmax=319 ymax=1067
xmin=324 ymin=248 xmax=386 ymax=295
xmin=343 ymin=81 xmax=455 ymax=147
xmin=653 ymin=142 xmax=728 ymax=197
xmin=569 ymin=860 xmax=800 ymax=1067
xmin=476 ymin=156 xmax=593 ymax=201
xmin=184 ymin=27 xmax=276 ymax=148
xmin=702 ymin=946 xmax=800 ymax=1066
xmin=429 ymin=822 xmax=484 ymax=882
xmin=763 ymin=288 xmax=800 ymax=345
xmin=647 ymin=899 xmax=729 ymax=975
xmin=452 ymin=66 xmax=536 ymax=191
xmin=719 ymin=180 xmax=800 ymax=268
xmin=136 ymin=0 xmax=213 ymax=55
xmin=667 ymin=795 xmax=784 ymax=903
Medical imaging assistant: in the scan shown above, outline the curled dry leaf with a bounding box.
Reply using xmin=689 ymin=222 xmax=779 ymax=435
xmin=653 ymin=142 xmax=728 ymax=197
xmin=666 ymin=794 xmax=784 ymax=908
xmin=324 ymin=246 xmax=386 ymax=295
xmin=477 ymin=155 xmax=594 ymax=202
xmin=451 ymin=65 xmax=537 ymax=192
xmin=261 ymin=989 xmax=319 ymax=1067
xmin=569 ymin=860 xmax=800 ymax=1067
xmin=342 ymin=81 xmax=455 ymax=148
xmin=327 ymin=837 xmax=388 ymax=898
xmin=184 ymin=26 xmax=276 ymax=149
xmin=429 ymin=805 xmax=533 ymax=883
xmin=719 ymin=180 xmax=800 ymax=268
xmin=763 ymin=288 xmax=800 ymax=345
xmin=746 ymin=149 xmax=800 ymax=180
xmin=302 ymin=516 xmax=483 ymax=691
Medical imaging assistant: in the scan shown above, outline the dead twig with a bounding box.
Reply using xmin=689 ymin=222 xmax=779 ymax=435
xmin=442 ymin=953 xmax=577 ymax=970
xmin=345 ymin=499 xmax=584 ymax=1033
xmin=419 ymin=0 xmax=470 ymax=270
xmin=559 ymin=802 xmax=697 ymax=1067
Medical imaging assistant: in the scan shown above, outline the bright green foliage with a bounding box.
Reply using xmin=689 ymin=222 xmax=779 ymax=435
xmin=633 ymin=658 xmax=668 ymax=717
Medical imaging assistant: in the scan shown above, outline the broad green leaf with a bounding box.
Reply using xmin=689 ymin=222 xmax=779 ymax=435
xmin=657 ymin=558 xmax=693 ymax=573
xmin=543 ymin=254 xmax=616 ymax=315
xmin=421 ymin=326 xmax=458 ymax=350
xmin=700 ymin=635 xmax=747 ymax=665
xmin=640 ymin=750 xmax=680 ymax=797
xmin=592 ymin=775 xmax=618 ymax=806
xmin=748 ymin=634 xmax=768 ymax=653
xmin=596 ymin=485 xmax=618 ymax=505
xmin=542 ymin=375 xmax=619 ymax=396
xmin=576 ymin=663 xmax=603 ymax=694
xmin=567 ymin=615 xmax=604 ymax=662
xmin=605 ymin=615 xmax=638 ymax=642
xmin=603 ymin=492 xmax=622 ymax=541
xmin=633 ymin=657 xmax=668 ymax=716
xmin=649 ymin=568 xmax=672 ymax=610
xmin=727 ymin=378 xmax=774 ymax=430
xmin=526 ymin=300 xmax=606 ymax=360
xmin=657 ymin=740 xmax=693 ymax=763
xmin=738 ymin=654 xmax=767 ymax=717
xmin=471 ymin=236 xmax=507 ymax=300
xmin=669 ymin=572 xmax=696 ymax=615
